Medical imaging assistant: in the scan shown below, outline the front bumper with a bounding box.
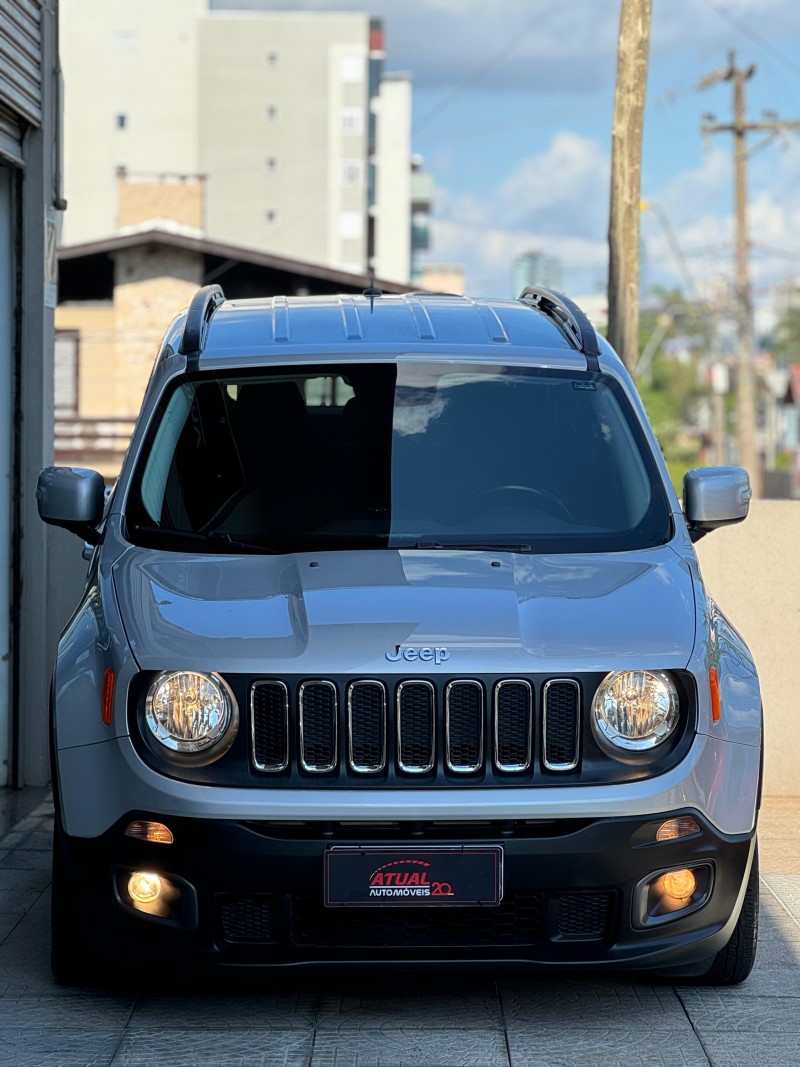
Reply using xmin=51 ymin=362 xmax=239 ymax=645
xmin=58 ymin=809 xmax=755 ymax=973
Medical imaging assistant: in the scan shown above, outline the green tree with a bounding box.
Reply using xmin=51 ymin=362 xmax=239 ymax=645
xmin=769 ymin=292 xmax=800 ymax=367
xmin=636 ymin=289 xmax=711 ymax=492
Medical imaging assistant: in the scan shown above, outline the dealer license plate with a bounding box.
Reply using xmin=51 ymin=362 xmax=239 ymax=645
xmin=324 ymin=845 xmax=503 ymax=906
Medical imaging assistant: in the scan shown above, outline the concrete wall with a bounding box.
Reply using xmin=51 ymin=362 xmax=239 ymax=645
xmin=117 ymin=174 xmax=204 ymax=232
xmin=374 ymin=75 xmax=411 ymax=284
xmin=60 ymin=0 xmax=206 ymax=245
xmin=695 ymin=500 xmax=800 ymax=797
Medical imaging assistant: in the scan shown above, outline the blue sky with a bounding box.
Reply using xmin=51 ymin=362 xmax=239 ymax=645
xmin=214 ymin=0 xmax=800 ymax=302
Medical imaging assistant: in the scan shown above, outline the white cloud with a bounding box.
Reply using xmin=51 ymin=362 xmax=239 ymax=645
xmin=419 ymin=131 xmax=611 ymax=295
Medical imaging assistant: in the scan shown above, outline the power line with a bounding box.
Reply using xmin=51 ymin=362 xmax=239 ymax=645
xmin=701 ymin=0 xmax=800 ymax=80
xmin=412 ymin=3 xmax=548 ymax=134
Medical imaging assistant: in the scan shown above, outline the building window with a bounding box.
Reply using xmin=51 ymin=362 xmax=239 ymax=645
xmin=340 ymin=159 xmax=364 ymax=188
xmin=340 ymin=53 xmax=364 ymax=83
xmin=341 ymin=107 xmax=363 ymax=136
xmin=339 ymin=211 xmax=363 ymax=239
xmin=116 ymin=114 xmax=127 ymax=129
xmin=54 ymin=332 xmax=79 ymax=417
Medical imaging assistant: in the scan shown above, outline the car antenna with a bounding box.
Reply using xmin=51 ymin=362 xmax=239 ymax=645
xmin=363 ymin=273 xmax=382 ymax=312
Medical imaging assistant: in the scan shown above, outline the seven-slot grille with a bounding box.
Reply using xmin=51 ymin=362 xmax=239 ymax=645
xmin=250 ymin=677 xmax=582 ymax=778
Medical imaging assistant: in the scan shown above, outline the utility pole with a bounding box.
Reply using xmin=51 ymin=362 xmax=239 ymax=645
xmin=608 ymin=0 xmax=652 ymax=376
xmin=701 ymin=51 xmax=800 ymax=497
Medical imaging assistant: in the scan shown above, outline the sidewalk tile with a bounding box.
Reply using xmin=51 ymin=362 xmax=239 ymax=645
xmin=109 ymin=1029 xmax=312 ymax=1066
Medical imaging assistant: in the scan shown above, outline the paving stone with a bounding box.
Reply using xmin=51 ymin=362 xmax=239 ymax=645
xmin=702 ymin=967 xmax=800 ymax=998
xmin=500 ymin=983 xmax=687 ymax=1030
xmin=130 ymin=994 xmax=316 ymax=1031
xmin=0 ymin=1028 xmax=121 ymax=1067
xmin=314 ymin=982 xmax=502 ymax=1030
xmin=679 ymin=993 xmax=800 ymax=1033
xmin=16 ymin=830 xmax=55 ymax=852
xmin=2 ymin=849 xmax=53 ymax=871
xmin=0 ymin=993 xmax=136 ymax=1029
xmin=696 ymin=1031 xmax=800 ymax=1066
xmin=109 ymin=1029 xmax=313 ymax=1066
xmin=751 ymin=937 xmax=800 ymax=970
xmin=506 ymin=1028 xmax=711 ymax=1067
xmin=310 ymin=1029 xmax=510 ymax=1067
xmin=0 ymin=914 xmax=22 ymax=944
xmin=0 ymin=868 xmax=52 ymax=910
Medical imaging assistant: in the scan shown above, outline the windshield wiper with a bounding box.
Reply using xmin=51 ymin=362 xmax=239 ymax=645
xmin=413 ymin=539 xmax=532 ymax=553
xmin=130 ymin=522 xmax=279 ymax=554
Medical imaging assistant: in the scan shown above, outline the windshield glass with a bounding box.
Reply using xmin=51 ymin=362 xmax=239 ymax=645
xmin=125 ymin=362 xmax=672 ymax=554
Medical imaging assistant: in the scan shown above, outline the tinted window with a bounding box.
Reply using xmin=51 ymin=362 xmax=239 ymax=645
xmin=126 ymin=362 xmax=671 ymax=554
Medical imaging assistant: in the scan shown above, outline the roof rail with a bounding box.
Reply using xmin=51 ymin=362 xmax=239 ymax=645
xmin=180 ymin=284 xmax=226 ymax=357
xmin=518 ymin=286 xmax=600 ymax=359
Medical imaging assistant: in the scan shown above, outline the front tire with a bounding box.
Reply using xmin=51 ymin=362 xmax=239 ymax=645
xmin=50 ymin=816 xmax=102 ymax=986
xmin=698 ymin=844 xmax=759 ymax=985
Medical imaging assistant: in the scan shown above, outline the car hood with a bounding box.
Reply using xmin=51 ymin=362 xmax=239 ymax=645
xmin=111 ymin=545 xmax=697 ymax=675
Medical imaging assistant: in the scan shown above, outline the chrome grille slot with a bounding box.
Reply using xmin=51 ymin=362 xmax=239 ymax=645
xmin=445 ymin=680 xmax=484 ymax=772
xmin=543 ymin=678 xmax=580 ymax=771
xmin=347 ymin=680 xmax=387 ymax=773
xmin=299 ymin=680 xmax=338 ymax=772
xmin=251 ymin=680 xmax=289 ymax=772
xmin=396 ymin=680 xmax=435 ymax=773
xmin=494 ymin=680 xmax=533 ymax=771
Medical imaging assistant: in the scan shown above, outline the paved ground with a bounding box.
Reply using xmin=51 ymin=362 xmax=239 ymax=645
xmin=0 ymin=793 xmax=798 ymax=1067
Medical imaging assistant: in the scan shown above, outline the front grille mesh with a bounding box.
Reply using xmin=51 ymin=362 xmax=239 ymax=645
xmin=250 ymin=676 xmax=583 ymax=778
xmin=397 ymin=682 xmax=435 ymax=772
xmin=543 ymin=680 xmax=580 ymax=770
xmin=446 ymin=681 xmax=483 ymax=771
xmin=348 ymin=681 xmax=386 ymax=772
xmin=495 ymin=681 xmax=532 ymax=771
xmin=251 ymin=681 xmax=288 ymax=772
xmin=299 ymin=681 xmax=337 ymax=771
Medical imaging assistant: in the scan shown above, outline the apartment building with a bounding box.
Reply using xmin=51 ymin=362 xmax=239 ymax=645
xmin=59 ymin=1 xmax=427 ymax=283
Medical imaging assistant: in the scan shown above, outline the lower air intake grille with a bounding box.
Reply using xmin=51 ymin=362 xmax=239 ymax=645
xmin=543 ymin=679 xmax=580 ymax=770
xmin=556 ymin=892 xmax=612 ymax=939
xmin=290 ymin=894 xmax=543 ymax=948
xmin=218 ymin=895 xmax=276 ymax=943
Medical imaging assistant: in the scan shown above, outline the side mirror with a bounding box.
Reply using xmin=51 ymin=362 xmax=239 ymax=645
xmin=683 ymin=466 xmax=751 ymax=542
xmin=36 ymin=467 xmax=105 ymax=543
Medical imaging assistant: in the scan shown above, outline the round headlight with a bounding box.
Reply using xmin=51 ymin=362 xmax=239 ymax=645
xmin=145 ymin=671 xmax=238 ymax=760
xmin=591 ymin=670 xmax=679 ymax=752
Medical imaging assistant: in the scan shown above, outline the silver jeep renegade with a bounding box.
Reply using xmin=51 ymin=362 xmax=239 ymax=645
xmin=38 ymin=285 xmax=761 ymax=985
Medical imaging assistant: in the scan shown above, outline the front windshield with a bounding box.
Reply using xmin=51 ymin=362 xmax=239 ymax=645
xmin=126 ymin=361 xmax=672 ymax=554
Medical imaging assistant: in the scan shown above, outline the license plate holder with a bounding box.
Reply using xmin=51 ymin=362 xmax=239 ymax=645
xmin=324 ymin=845 xmax=503 ymax=907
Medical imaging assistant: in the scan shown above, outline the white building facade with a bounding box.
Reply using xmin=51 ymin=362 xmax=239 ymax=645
xmin=59 ymin=1 xmax=418 ymax=282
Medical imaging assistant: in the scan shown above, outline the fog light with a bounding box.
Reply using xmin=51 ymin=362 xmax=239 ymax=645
xmin=663 ymin=867 xmax=696 ymax=901
xmin=634 ymin=863 xmax=713 ymax=927
xmin=128 ymin=871 xmax=162 ymax=904
xmin=656 ymin=816 xmax=701 ymax=842
xmin=125 ymin=820 xmax=174 ymax=844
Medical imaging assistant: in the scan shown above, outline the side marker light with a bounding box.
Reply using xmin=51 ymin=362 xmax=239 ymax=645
xmin=709 ymin=667 xmax=722 ymax=723
xmin=101 ymin=668 xmax=115 ymax=726
xmin=124 ymin=821 xmax=174 ymax=844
